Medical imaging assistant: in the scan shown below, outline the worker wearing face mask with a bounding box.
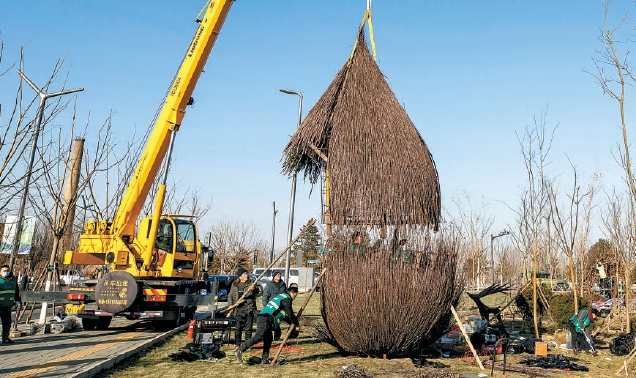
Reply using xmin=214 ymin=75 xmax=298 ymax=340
xmin=0 ymin=265 xmax=21 ymax=344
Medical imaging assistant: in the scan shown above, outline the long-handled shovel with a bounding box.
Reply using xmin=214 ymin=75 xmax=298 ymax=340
xmin=270 ymin=268 xmax=327 ymax=366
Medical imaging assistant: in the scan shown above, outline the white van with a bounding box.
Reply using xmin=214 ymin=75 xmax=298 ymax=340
xmin=252 ymin=268 xmax=297 ymax=285
xmin=252 ymin=267 xmax=315 ymax=291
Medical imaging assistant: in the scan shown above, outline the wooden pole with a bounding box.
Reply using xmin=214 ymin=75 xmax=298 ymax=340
xmin=220 ymin=219 xmax=316 ymax=314
xmin=270 ymin=268 xmax=326 ymax=366
xmin=616 ymin=344 xmax=636 ymax=376
xmin=451 ymin=305 xmax=485 ymax=370
xmin=24 ymin=302 xmax=36 ymax=324
xmin=60 ymin=139 xmax=84 ymax=253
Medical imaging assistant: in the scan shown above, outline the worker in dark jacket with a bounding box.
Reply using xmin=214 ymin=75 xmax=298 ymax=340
xmin=261 ymin=271 xmax=287 ymax=340
xmin=234 ymin=284 xmax=299 ymax=365
xmin=0 ymin=265 xmax=21 ymax=344
xmin=227 ymin=268 xmax=259 ymax=345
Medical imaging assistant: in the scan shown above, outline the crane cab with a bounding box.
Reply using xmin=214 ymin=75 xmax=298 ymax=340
xmin=136 ymin=216 xmax=200 ymax=279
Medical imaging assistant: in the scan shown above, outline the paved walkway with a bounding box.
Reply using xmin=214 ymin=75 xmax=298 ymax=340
xmin=0 ymin=317 xmax=189 ymax=378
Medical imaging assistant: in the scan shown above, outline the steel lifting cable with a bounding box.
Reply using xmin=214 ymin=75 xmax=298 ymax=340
xmin=195 ymin=0 xmax=213 ymax=22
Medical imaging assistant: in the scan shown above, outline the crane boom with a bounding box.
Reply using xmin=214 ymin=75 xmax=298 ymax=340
xmin=65 ymin=0 xmax=234 ymax=280
xmin=114 ymin=0 xmax=233 ymax=238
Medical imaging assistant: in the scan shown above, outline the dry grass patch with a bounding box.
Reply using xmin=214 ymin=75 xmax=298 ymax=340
xmin=96 ymin=292 xmax=634 ymax=378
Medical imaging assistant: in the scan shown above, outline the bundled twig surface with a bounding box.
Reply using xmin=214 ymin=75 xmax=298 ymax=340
xmin=282 ymin=31 xmax=440 ymax=228
xmin=283 ymin=25 xmax=455 ymax=358
xmin=320 ymin=230 xmax=462 ymax=357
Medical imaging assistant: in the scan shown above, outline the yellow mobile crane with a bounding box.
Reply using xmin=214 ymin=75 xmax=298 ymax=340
xmin=25 ymin=0 xmax=234 ymax=330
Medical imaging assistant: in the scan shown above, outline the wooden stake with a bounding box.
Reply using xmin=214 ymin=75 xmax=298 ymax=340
xmin=451 ymin=305 xmax=485 ymax=370
xmin=616 ymin=344 xmax=636 ymax=376
xmin=270 ymin=268 xmax=326 ymax=366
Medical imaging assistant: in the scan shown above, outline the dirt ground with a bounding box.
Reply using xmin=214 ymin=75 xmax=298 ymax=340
xmin=96 ymin=291 xmax=636 ymax=378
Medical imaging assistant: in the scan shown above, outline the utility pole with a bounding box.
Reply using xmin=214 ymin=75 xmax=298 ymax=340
xmin=279 ymin=89 xmax=303 ymax=277
xmin=9 ymin=70 xmax=83 ymax=272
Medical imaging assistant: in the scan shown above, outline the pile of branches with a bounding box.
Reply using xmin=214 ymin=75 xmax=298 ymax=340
xmin=320 ymin=230 xmax=462 ymax=357
xmin=333 ymin=364 xmax=372 ymax=378
xmin=333 ymin=364 xmax=454 ymax=378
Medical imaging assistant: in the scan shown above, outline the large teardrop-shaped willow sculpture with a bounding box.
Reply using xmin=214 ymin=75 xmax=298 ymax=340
xmin=283 ymin=29 xmax=460 ymax=356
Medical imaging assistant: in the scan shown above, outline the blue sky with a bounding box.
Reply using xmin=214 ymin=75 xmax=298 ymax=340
xmin=0 ymin=0 xmax=630 ymax=251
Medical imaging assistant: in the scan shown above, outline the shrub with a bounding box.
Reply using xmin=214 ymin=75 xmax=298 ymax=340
xmin=549 ymin=293 xmax=589 ymax=329
xmin=515 ymin=286 xmax=587 ymax=332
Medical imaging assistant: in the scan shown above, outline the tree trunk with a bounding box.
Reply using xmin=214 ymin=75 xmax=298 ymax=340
xmin=533 ymin=246 xmax=539 ymax=338
xmin=626 ymin=263 xmax=632 ymax=333
xmin=569 ymin=253 xmax=578 ymax=313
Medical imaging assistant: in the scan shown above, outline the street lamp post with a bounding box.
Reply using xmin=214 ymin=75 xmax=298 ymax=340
xmin=279 ymin=88 xmax=302 ymax=282
xmin=10 ymin=70 xmax=83 ymax=271
xmin=270 ymin=201 xmax=277 ymax=264
xmin=490 ymin=229 xmax=510 ymax=285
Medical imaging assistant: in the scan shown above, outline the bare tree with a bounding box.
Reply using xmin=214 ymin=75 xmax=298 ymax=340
xmin=85 ymin=102 xmax=211 ymax=228
xmin=601 ymin=189 xmax=635 ymax=333
xmin=30 ymin=107 xmax=122 ymax=272
xmin=448 ymin=191 xmax=494 ymax=289
xmin=207 ymin=219 xmax=268 ymax=274
xmin=508 ymin=191 xmax=534 ymax=285
xmin=0 ymin=50 xmax=50 ymax=212
xmin=547 ymin=161 xmax=598 ymax=313
xmin=515 ymin=109 xmax=556 ymax=338
xmin=163 ymin=187 xmax=212 ymax=220
xmin=0 ymin=51 xmax=86 ymax=272
xmin=589 ymin=0 xmax=636 ymax=333
xmin=496 ymin=243 xmax=521 ymax=285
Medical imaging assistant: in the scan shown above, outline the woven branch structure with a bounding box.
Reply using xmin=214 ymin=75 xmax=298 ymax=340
xmin=282 ymin=31 xmax=461 ymax=357
xmin=283 ymin=32 xmax=440 ymax=228
xmin=320 ymin=231 xmax=462 ymax=357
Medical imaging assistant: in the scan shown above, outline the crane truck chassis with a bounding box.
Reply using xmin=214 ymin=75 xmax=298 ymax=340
xmin=22 ymin=0 xmax=235 ymax=330
xmin=23 ymin=273 xmax=222 ymax=330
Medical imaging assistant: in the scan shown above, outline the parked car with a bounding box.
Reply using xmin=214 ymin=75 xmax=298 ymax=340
xmin=252 ymin=268 xmax=286 ymax=281
xmin=248 ymin=274 xmax=267 ymax=296
xmin=206 ymin=275 xmax=237 ymax=301
xmin=252 ymin=267 xmax=315 ymax=289
xmin=552 ymin=281 xmax=571 ymax=292
xmin=314 ymin=271 xmax=323 ymax=291
xmin=206 ymin=274 xmax=265 ymax=301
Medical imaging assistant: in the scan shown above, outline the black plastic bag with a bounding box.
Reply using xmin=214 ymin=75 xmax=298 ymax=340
xmin=610 ymin=332 xmax=635 ymax=356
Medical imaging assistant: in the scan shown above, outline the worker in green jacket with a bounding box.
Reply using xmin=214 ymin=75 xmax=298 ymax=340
xmin=0 ymin=265 xmax=21 ymax=344
xmin=234 ymin=284 xmax=299 ymax=365
xmin=568 ymin=308 xmax=596 ymax=355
